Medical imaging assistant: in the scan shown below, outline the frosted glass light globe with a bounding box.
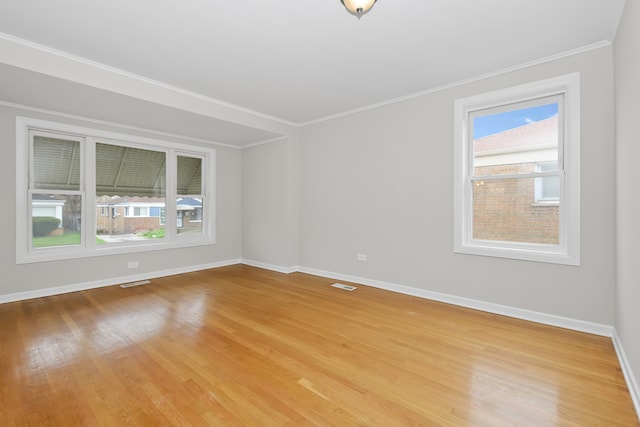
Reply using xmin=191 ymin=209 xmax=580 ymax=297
xmin=341 ymin=0 xmax=378 ymax=19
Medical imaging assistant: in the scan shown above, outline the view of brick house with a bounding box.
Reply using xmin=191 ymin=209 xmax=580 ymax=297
xmin=96 ymin=196 xmax=203 ymax=235
xmin=472 ymin=116 xmax=559 ymax=245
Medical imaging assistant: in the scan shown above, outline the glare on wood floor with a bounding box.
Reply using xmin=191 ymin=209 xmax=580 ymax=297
xmin=0 ymin=264 xmax=637 ymax=425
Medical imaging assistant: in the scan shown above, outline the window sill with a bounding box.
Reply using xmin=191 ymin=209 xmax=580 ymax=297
xmin=454 ymin=240 xmax=579 ymax=266
xmin=532 ymin=201 xmax=560 ymax=207
xmin=16 ymin=238 xmax=215 ymax=264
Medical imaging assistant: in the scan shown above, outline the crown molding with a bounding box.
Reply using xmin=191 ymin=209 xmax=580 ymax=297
xmin=0 ymin=32 xmax=298 ymax=130
xmin=0 ymin=99 xmax=244 ymax=149
xmin=301 ymin=40 xmax=612 ymax=126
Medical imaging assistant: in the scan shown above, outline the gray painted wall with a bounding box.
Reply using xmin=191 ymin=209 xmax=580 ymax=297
xmin=242 ymin=140 xmax=290 ymax=267
xmin=299 ymin=46 xmax=616 ymax=325
xmin=615 ymin=0 xmax=640 ymax=398
xmin=241 ymin=136 xmax=300 ymax=269
xmin=0 ymin=104 xmax=242 ymax=297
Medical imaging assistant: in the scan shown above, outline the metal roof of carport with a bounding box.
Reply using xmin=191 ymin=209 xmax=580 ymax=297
xmin=33 ymin=135 xmax=202 ymax=197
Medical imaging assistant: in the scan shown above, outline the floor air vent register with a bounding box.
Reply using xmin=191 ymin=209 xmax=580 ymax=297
xmin=120 ymin=280 xmax=151 ymax=288
xmin=331 ymin=283 xmax=357 ymax=291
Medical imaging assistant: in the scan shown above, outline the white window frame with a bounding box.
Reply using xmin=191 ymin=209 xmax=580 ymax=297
xmin=453 ymin=73 xmax=580 ymax=265
xmin=16 ymin=117 xmax=216 ymax=264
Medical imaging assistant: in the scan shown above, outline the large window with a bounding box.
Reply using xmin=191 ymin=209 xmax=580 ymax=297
xmin=16 ymin=117 xmax=216 ymax=263
xmin=453 ymin=74 xmax=580 ymax=265
xmin=30 ymin=132 xmax=84 ymax=249
xmin=176 ymin=155 xmax=204 ymax=238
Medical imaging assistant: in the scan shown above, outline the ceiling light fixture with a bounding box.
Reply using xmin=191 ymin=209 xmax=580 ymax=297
xmin=341 ymin=0 xmax=378 ymax=19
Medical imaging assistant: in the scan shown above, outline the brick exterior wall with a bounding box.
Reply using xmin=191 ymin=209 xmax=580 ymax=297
xmin=472 ymin=163 xmax=559 ymax=244
xmin=177 ymin=211 xmax=203 ymax=235
xmin=96 ymin=207 xmax=163 ymax=235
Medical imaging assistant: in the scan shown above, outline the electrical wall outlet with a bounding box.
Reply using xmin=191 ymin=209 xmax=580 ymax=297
xmin=357 ymin=253 xmax=367 ymax=261
xmin=128 ymin=261 xmax=139 ymax=269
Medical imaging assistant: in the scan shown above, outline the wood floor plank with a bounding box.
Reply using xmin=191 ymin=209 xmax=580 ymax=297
xmin=0 ymin=264 xmax=637 ymax=426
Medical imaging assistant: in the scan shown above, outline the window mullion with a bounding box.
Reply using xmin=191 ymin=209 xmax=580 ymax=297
xmin=28 ymin=130 xmax=35 ymax=190
xmin=165 ymin=149 xmax=177 ymax=241
xmin=85 ymin=138 xmax=96 ymax=250
xmin=27 ymin=189 xmax=34 ymax=252
xmin=557 ymin=96 xmax=566 ymax=170
xmin=205 ymin=152 xmax=214 ymax=241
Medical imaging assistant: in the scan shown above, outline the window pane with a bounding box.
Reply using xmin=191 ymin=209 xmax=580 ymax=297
xmin=535 ymin=172 xmax=560 ymax=203
xmin=177 ymin=155 xmax=202 ymax=195
xmin=96 ymin=196 xmax=166 ymax=243
xmin=472 ymin=177 xmax=559 ymax=244
xmin=96 ymin=143 xmax=166 ymax=197
xmin=177 ymin=197 xmax=203 ymax=237
xmin=33 ymin=136 xmax=80 ymax=190
xmin=473 ymin=103 xmax=559 ymax=176
xmin=95 ymin=143 xmax=166 ymax=244
xmin=32 ymin=194 xmax=82 ymax=248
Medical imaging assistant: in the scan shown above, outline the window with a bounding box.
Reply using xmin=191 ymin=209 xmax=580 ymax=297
xmin=176 ymin=155 xmax=205 ymax=237
xmin=16 ymin=117 xmax=216 ymax=263
xmin=29 ymin=132 xmax=84 ymax=249
xmin=453 ymin=74 xmax=580 ymax=265
xmin=128 ymin=207 xmax=150 ymax=217
xmin=535 ymin=161 xmax=560 ymax=204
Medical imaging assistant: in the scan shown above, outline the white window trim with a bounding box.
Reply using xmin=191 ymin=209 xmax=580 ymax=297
xmin=453 ymin=73 xmax=580 ymax=266
xmin=16 ymin=117 xmax=216 ymax=264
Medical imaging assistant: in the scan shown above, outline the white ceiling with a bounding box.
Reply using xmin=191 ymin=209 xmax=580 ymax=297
xmin=0 ymin=0 xmax=626 ymax=126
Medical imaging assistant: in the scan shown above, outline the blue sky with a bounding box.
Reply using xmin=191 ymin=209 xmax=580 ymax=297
xmin=473 ymin=103 xmax=558 ymax=139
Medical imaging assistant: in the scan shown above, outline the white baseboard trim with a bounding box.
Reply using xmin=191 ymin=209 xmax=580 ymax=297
xmin=297 ymin=265 xmax=614 ymax=337
xmin=238 ymin=261 xmax=614 ymax=337
xmin=241 ymin=259 xmax=298 ymax=274
xmin=0 ymin=259 xmax=242 ymax=304
xmin=297 ymin=266 xmax=640 ymax=419
xmin=612 ymin=330 xmax=640 ymax=421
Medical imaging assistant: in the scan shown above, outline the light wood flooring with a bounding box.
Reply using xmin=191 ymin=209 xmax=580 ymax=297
xmin=0 ymin=264 xmax=637 ymax=426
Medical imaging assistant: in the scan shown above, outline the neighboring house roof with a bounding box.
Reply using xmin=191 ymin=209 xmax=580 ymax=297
xmin=34 ymin=140 xmax=200 ymax=197
xmin=32 ymin=194 xmax=66 ymax=205
xmin=96 ymin=196 xmax=202 ymax=209
xmin=177 ymin=198 xmax=202 ymax=206
xmin=177 ymin=198 xmax=203 ymax=211
xmin=96 ymin=196 xmax=166 ymax=206
xmin=474 ymin=116 xmax=558 ymax=154
xmin=33 ymin=194 xmax=59 ymax=201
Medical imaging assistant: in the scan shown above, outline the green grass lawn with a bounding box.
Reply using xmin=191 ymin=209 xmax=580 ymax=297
xmin=32 ymin=232 xmax=105 ymax=248
xmin=141 ymin=228 xmax=165 ymax=239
